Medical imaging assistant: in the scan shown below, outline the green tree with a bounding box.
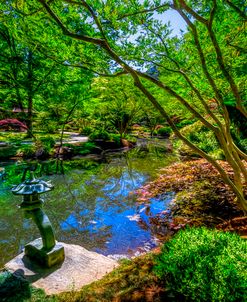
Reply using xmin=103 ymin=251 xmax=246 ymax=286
xmin=0 ymin=22 xmax=56 ymax=136
xmin=5 ymin=0 xmax=247 ymax=211
xmin=92 ymin=76 xmax=143 ymax=137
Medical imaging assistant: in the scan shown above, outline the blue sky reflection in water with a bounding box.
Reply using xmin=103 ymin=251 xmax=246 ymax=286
xmin=59 ymin=168 xmax=173 ymax=257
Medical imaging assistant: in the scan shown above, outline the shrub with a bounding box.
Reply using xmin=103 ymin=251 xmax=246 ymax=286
xmin=0 ymin=271 xmax=53 ymax=302
xmin=39 ymin=136 xmax=56 ymax=149
xmin=68 ymin=142 xmax=97 ymax=155
xmin=179 ymin=121 xmax=221 ymax=157
xmin=110 ymin=133 xmax=121 ymax=146
xmin=154 ymin=227 xmax=247 ymax=302
xmin=157 ymin=127 xmax=172 ymax=137
xmin=80 ymin=126 xmax=94 ymax=136
xmin=230 ymin=126 xmax=247 ymax=153
xmin=176 ymin=119 xmax=196 ymax=129
xmin=89 ymin=129 xmax=111 ymax=141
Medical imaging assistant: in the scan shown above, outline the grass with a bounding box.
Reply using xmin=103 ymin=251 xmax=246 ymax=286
xmin=58 ymin=254 xmax=165 ymax=302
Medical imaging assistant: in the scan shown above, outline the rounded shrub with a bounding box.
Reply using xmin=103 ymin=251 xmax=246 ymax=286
xmin=89 ymin=129 xmax=111 ymax=141
xmin=157 ymin=127 xmax=172 ymax=137
xmin=154 ymin=227 xmax=247 ymax=302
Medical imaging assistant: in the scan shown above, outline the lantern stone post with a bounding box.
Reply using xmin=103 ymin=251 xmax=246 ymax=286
xmin=12 ymin=171 xmax=65 ymax=268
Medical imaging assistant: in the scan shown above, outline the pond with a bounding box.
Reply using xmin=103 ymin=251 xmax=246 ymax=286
xmin=0 ymin=143 xmax=175 ymax=267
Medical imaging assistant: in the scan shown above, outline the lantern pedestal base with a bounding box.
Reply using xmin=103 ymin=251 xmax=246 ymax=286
xmin=25 ymin=238 xmax=65 ymax=268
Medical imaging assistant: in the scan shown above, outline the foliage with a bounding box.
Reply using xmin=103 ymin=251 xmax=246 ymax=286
xmin=230 ymin=126 xmax=247 ymax=154
xmin=16 ymin=144 xmax=35 ymax=158
xmin=0 ymin=131 xmax=27 ymax=142
xmin=0 ymin=0 xmax=246 ymax=210
xmin=157 ymin=127 xmax=172 ymax=137
xmin=136 ymin=159 xmax=245 ymax=227
xmin=175 ymin=119 xmax=197 ymax=129
xmin=80 ymin=126 xmax=93 ymax=136
xmin=110 ymin=133 xmax=122 ymax=146
xmin=91 ymin=76 xmax=144 ymax=137
xmin=154 ymin=227 xmax=247 ymax=302
xmin=0 ymin=145 xmax=18 ymax=159
xmin=89 ymin=129 xmax=111 ymax=141
xmin=15 ymin=137 xmax=55 ymax=159
xmin=64 ymin=142 xmax=98 ymax=156
xmin=39 ymin=136 xmax=56 ymax=149
xmin=178 ymin=121 xmax=223 ymax=158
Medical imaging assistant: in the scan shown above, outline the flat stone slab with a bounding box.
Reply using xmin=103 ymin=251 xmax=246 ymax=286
xmin=4 ymin=242 xmax=118 ymax=295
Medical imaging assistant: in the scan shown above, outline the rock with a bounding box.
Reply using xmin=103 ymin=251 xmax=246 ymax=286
xmin=120 ymin=138 xmax=135 ymax=148
xmin=54 ymin=146 xmax=73 ymax=159
xmin=5 ymin=241 xmax=118 ymax=295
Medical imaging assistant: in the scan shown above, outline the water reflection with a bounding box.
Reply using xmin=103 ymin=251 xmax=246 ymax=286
xmin=0 ymin=147 xmax=175 ymax=266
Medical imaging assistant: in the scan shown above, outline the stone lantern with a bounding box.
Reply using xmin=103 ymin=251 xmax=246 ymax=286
xmin=12 ymin=171 xmax=64 ymax=268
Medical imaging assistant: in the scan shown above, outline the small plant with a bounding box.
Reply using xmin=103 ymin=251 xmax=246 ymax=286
xmin=176 ymin=119 xmax=196 ymax=129
xmin=110 ymin=133 xmax=121 ymax=146
xmin=178 ymin=121 xmax=221 ymax=157
xmin=39 ymin=136 xmax=56 ymax=149
xmin=157 ymin=127 xmax=172 ymax=137
xmin=154 ymin=227 xmax=247 ymax=302
xmin=80 ymin=126 xmax=93 ymax=136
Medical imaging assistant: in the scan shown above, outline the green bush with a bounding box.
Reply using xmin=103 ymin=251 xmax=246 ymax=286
xmin=0 ymin=145 xmax=18 ymax=159
xmin=154 ymin=227 xmax=247 ymax=302
xmin=157 ymin=127 xmax=172 ymax=137
xmin=80 ymin=126 xmax=94 ymax=136
xmin=0 ymin=271 xmax=53 ymax=302
xmin=110 ymin=133 xmax=121 ymax=146
xmin=89 ymin=129 xmax=111 ymax=141
xmin=67 ymin=142 xmax=97 ymax=155
xmin=179 ymin=121 xmax=221 ymax=156
xmin=230 ymin=126 xmax=247 ymax=153
xmin=39 ymin=136 xmax=56 ymax=149
xmin=176 ymin=119 xmax=196 ymax=129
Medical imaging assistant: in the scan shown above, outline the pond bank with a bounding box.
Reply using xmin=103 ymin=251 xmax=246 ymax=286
xmin=136 ymin=158 xmax=247 ymax=238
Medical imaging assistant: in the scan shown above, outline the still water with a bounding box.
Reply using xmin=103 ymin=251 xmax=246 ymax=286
xmin=0 ymin=146 xmax=175 ymax=267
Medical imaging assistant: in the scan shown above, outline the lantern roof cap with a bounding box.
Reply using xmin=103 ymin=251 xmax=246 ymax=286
xmin=12 ymin=172 xmax=54 ymax=195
